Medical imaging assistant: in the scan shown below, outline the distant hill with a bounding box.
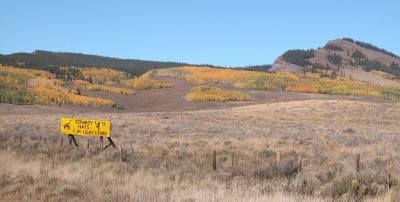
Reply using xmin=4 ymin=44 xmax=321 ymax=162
xmin=0 ymin=50 xmax=190 ymax=76
xmin=270 ymin=38 xmax=400 ymax=88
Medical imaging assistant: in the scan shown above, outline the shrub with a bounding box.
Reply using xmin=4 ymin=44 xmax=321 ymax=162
xmin=124 ymin=77 xmax=171 ymax=90
xmin=186 ymin=86 xmax=250 ymax=102
xmin=291 ymin=174 xmax=319 ymax=195
xmin=389 ymin=187 xmax=400 ymax=202
xmin=359 ymin=59 xmax=400 ymax=79
xmin=80 ymin=67 xmax=128 ymax=84
xmin=320 ymin=174 xmax=355 ymax=198
xmin=320 ymin=173 xmax=388 ymax=200
xmin=33 ymin=87 xmax=114 ymax=106
xmin=343 ymin=38 xmax=400 ymax=59
xmin=324 ymin=43 xmax=344 ymax=51
xmin=162 ymin=66 xmax=400 ymax=100
xmin=326 ymin=54 xmax=343 ymax=65
xmin=282 ymin=49 xmax=315 ymax=67
xmin=258 ymin=150 xmax=276 ymax=158
xmin=253 ymin=157 xmax=301 ymax=180
xmin=352 ymin=50 xmax=366 ymax=60
xmin=73 ymin=80 xmax=134 ymax=95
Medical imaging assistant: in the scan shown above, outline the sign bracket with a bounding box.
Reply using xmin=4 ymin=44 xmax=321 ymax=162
xmin=103 ymin=137 xmax=116 ymax=149
xmin=68 ymin=134 xmax=79 ymax=147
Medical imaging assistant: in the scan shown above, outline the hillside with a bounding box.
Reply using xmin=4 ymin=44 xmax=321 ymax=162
xmin=0 ymin=50 xmax=189 ymax=76
xmin=271 ymin=38 xmax=400 ymax=88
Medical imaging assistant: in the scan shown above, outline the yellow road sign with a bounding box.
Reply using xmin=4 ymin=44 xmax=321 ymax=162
xmin=60 ymin=118 xmax=111 ymax=137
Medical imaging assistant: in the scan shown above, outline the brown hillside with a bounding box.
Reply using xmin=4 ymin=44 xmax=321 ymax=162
xmin=271 ymin=39 xmax=400 ymax=88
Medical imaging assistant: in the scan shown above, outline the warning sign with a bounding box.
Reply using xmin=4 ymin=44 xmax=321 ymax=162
xmin=60 ymin=118 xmax=111 ymax=137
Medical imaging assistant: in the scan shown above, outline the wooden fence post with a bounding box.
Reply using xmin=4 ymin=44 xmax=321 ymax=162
xmin=213 ymin=150 xmax=217 ymax=171
xmin=355 ymin=153 xmax=360 ymax=173
xmin=298 ymin=156 xmax=302 ymax=173
xmin=276 ymin=151 xmax=281 ymax=166
xmin=119 ymin=147 xmax=123 ymax=162
xmin=60 ymin=137 xmax=64 ymax=148
xmin=161 ymin=148 xmax=166 ymax=162
xmin=99 ymin=137 xmax=103 ymax=149
xmin=231 ymin=152 xmax=235 ymax=169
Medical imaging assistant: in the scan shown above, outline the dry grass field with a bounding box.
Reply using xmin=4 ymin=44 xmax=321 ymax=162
xmin=1 ymin=99 xmax=400 ymax=201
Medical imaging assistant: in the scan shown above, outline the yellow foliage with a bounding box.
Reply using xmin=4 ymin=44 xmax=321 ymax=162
xmin=74 ymin=81 xmax=134 ymax=95
xmin=0 ymin=66 xmax=115 ymax=107
xmin=124 ymin=77 xmax=171 ymax=90
xmin=156 ymin=66 xmax=397 ymax=99
xmin=27 ymin=78 xmax=65 ymax=88
xmin=72 ymin=80 xmax=91 ymax=86
xmin=88 ymin=85 xmax=134 ymax=95
xmin=187 ymin=86 xmax=251 ymax=102
xmin=286 ymin=85 xmax=319 ymax=93
xmin=80 ymin=68 xmax=128 ymax=83
xmin=0 ymin=65 xmax=53 ymax=79
xmin=33 ymin=87 xmax=113 ymax=107
xmin=0 ymin=76 xmax=21 ymax=86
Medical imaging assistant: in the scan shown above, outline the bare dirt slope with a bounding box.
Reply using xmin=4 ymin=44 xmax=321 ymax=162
xmin=0 ymin=77 xmax=390 ymax=115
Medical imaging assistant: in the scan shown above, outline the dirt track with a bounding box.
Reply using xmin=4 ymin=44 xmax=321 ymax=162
xmin=0 ymin=78 xmax=391 ymax=115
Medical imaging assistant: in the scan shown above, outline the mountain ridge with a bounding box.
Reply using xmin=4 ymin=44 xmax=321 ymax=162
xmin=271 ymin=38 xmax=400 ymax=88
xmin=1 ymin=38 xmax=399 ymax=86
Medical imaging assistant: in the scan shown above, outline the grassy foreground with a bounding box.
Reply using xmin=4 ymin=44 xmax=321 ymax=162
xmin=1 ymin=100 xmax=400 ymax=201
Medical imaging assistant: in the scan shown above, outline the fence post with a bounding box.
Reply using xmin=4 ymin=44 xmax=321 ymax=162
xmin=60 ymin=137 xmax=64 ymax=147
xmin=87 ymin=139 xmax=90 ymax=149
xmin=298 ymin=156 xmax=302 ymax=173
xmin=99 ymin=137 xmax=103 ymax=149
xmin=276 ymin=151 xmax=281 ymax=166
xmin=231 ymin=152 xmax=235 ymax=169
xmin=119 ymin=147 xmax=123 ymax=162
xmin=161 ymin=148 xmax=166 ymax=162
xmin=213 ymin=150 xmax=217 ymax=171
xmin=355 ymin=153 xmax=360 ymax=173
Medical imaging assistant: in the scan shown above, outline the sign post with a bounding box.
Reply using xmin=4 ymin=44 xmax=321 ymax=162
xmin=60 ymin=118 xmax=115 ymax=149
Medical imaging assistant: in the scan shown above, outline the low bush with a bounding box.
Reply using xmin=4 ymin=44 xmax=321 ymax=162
xmin=253 ymin=157 xmax=301 ymax=180
xmin=124 ymin=77 xmax=171 ymax=90
xmin=186 ymin=86 xmax=250 ymax=102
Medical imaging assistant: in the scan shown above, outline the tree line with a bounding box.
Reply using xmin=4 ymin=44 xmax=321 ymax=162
xmin=0 ymin=50 xmax=189 ymax=77
xmin=343 ymin=38 xmax=399 ymax=59
xmin=282 ymin=49 xmax=315 ymax=67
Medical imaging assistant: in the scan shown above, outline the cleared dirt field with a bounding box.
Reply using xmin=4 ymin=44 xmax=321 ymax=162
xmin=1 ymin=99 xmax=400 ymax=201
xmin=0 ymin=77 xmax=391 ymax=115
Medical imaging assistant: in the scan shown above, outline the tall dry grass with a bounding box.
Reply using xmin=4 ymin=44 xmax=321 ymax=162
xmin=1 ymin=99 xmax=400 ymax=201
